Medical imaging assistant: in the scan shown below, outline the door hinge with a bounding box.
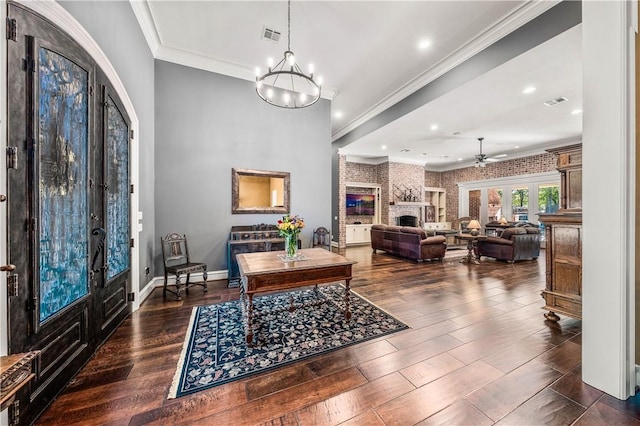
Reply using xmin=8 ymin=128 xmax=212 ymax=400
xmin=130 ymin=184 xmax=134 ymax=194
xmin=9 ymin=399 xmax=19 ymax=425
xmin=130 ymin=238 xmax=135 ymax=248
xmin=6 ymin=18 xmax=16 ymax=42
xmin=23 ymin=57 xmax=35 ymax=73
xmin=30 ymin=218 xmax=37 ymax=233
xmin=6 ymin=147 xmax=17 ymax=169
xmin=27 ymin=296 xmax=37 ymax=312
xmin=130 ymin=129 xmax=134 ymax=140
xmin=89 ymin=86 xmax=94 ymax=96
xmin=7 ymin=274 xmax=18 ymax=297
xmin=127 ymin=292 xmax=135 ymax=302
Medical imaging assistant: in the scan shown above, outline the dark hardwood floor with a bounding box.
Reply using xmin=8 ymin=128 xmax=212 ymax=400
xmin=37 ymin=246 xmax=640 ymax=425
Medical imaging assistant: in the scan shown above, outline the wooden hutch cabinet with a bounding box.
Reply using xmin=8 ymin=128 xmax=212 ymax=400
xmin=539 ymin=144 xmax=582 ymax=321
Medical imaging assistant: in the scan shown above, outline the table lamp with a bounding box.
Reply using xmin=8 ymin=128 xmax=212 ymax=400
xmin=498 ymin=217 xmax=508 ymax=225
xmin=467 ymin=220 xmax=481 ymax=236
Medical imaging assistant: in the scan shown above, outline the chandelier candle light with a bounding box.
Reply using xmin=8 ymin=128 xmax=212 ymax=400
xmin=255 ymin=0 xmax=321 ymax=108
xmin=277 ymin=214 xmax=305 ymax=260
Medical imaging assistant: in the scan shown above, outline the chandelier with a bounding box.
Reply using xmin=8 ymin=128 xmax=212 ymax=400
xmin=255 ymin=0 xmax=321 ymax=108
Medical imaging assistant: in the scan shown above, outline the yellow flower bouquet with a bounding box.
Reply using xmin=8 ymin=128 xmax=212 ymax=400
xmin=277 ymin=214 xmax=305 ymax=258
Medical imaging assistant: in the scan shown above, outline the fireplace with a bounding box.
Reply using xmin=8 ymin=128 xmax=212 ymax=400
xmin=397 ymin=215 xmax=418 ymax=227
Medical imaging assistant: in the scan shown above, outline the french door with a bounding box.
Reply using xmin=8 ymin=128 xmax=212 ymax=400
xmin=6 ymin=4 xmax=131 ymax=424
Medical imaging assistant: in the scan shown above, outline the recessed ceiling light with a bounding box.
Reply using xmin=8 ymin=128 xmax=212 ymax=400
xmin=457 ymin=158 xmax=463 ymax=161
xmin=422 ymin=153 xmax=428 ymax=156
xmin=417 ymin=39 xmax=432 ymax=50
xmin=522 ymin=86 xmax=537 ymax=94
xmin=452 ymin=131 xmax=461 ymax=136
xmin=514 ymin=146 xmax=520 ymax=149
xmin=571 ymin=109 xmax=582 ymax=115
xmin=400 ymin=149 xmax=410 ymax=153
xmin=381 ymin=145 xmax=387 ymax=150
xmin=430 ymin=124 xmax=438 ymax=131
xmin=440 ymin=155 xmax=450 ymax=159
xmin=334 ymin=111 xmax=344 ymax=119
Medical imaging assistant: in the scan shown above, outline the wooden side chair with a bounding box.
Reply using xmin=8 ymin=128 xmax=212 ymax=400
xmin=312 ymin=227 xmax=331 ymax=250
xmin=160 ymin=232 xmax=208 ymax=301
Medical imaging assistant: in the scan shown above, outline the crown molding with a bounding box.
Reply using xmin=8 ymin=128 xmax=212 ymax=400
xmin=129 ymin=0 xmax=161 ymax=56
xmin=426 ymin=136 xmax=582 ymax=172
xmin=154 ymin=45 xmax=338 ymax=100
xmin=130 ymin=1 xmax=337 ymax=100
xmin=331 ymin=0 xmax=561 ymax=141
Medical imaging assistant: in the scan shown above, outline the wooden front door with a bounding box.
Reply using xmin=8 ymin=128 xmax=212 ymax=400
xmin=5 ymin=4 xmax=131 ymax=424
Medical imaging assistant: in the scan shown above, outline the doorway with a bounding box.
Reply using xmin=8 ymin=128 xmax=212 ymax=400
xmin=4 ymin=5 xmax=132 ymax=423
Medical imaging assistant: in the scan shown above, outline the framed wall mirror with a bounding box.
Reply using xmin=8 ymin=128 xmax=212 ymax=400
xmin=232 ymin=168 xmax=290 ymax=214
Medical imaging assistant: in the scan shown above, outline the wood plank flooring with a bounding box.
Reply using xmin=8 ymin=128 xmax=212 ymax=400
xmin=36 ymin=246 xmax=640 ymax=425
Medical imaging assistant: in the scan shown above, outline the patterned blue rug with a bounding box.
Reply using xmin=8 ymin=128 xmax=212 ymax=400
xmin=168 ymin=284 xmax=408 ymax=398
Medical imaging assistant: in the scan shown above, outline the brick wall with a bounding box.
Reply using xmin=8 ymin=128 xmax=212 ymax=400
xmin=345 ymin=162 xmax=377 ymax=183
xmin=440 ymin=152 xmax=557 ymax=222
xmin=424 ymin=170 xmax=442 ymax=187
xmin=377 ymin=162 xmax=390 ymax=226
xmin=340 ymin=151 xmax=557 ymax=246
xmin=388 ymin=162 xmax=424 ymax=226
xmin=338 ymin=155 xmax=346 ymax=247
xmin=469 ymin=190 xmax=481 ymax=220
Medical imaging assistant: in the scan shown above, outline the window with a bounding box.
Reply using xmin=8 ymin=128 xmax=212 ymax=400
xmin=538 ymin=184 xmax=560 ymax=214
xmin=511 ymin=187 xmax=529 ymax=221
xmin=488 ymin=188 xmax=502 ymax=222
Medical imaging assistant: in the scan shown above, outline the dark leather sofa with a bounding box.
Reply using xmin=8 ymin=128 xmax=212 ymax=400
xmin=371 ymin=224 xmax=446 ymax=262
xmin=476 ymin=226 xmax=540 ymax=263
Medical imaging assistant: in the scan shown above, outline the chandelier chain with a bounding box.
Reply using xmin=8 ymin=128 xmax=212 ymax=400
xmin=287 ymin=0 xmax=291 ymax=52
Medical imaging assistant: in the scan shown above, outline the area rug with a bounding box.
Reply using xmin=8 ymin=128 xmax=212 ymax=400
xmin=168 ymin=284 xmax=408 ymax=398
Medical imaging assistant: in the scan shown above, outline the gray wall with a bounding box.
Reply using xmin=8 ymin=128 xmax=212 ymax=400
xmin=59 ymin=1 xmax=155 ymax=290
xmin=154 ymin=60 xmax=332 ymax=274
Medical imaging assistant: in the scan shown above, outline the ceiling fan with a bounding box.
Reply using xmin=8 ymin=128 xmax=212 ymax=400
xmin=474 ymin=137 xmax=501 ymax=167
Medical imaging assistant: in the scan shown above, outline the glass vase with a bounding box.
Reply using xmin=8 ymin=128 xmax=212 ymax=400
xmin=285 ymin=233 xmax=298 ymax=260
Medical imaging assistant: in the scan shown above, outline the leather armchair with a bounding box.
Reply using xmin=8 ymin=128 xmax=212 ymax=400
xmin=476 ymin=226 xmax=540 ymax=263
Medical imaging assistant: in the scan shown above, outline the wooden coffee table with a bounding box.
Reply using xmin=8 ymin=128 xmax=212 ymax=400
xmin=236 ymin=248 xmax=356 ymax=344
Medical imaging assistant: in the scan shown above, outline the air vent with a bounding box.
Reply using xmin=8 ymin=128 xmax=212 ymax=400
xmin=262 ymin=26 xmax=281 ymax=42
xmin=544 ymin=96 xmax=568 ymax=106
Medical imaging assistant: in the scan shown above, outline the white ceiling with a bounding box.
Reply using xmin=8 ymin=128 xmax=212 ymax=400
xmin=133 ymin=0 xmax=581 ymax=170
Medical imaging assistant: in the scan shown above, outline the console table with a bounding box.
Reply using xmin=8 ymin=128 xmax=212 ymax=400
xmin=226 ymin=224 xmax=286 ymax=287
xmin=1 ymin=351 xmax=39 ymax=416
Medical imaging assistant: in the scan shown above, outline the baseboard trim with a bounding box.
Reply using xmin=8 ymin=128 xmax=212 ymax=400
xmin=138 ymin=270 xmax=229 ymax=306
